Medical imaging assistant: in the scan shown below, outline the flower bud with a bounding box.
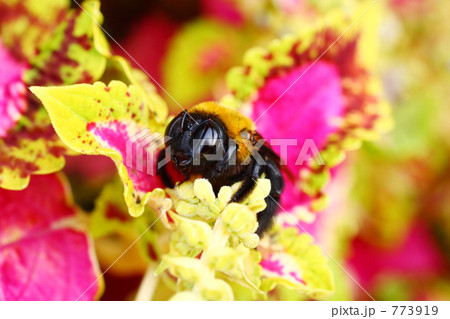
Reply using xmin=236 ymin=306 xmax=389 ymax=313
xmin=217 ymin=186 xmax=232 ymax=208
xmin=175 ymin=182 xmax=196 ymax=200
xmin=193 ymin=178 xmax=216 ymax=204
xmin=170 ymin=212 xmax=212 ymax=251
xmin=241 ymin=233 xmax=260 ymax=249
xmin=198 ymin=278 xmax=234 ymax=301
xmin=207 ymin=245 xmax=249 ymax=278
xmin=163 ymin=256 xmax=208 ymax=283
xmin=174 ymin=201 xmax=198 ymax=217
xmin=247 ymin=178 xmax=271 ymax=203
xmin=221 ymin=203 xmax=258 ymax=236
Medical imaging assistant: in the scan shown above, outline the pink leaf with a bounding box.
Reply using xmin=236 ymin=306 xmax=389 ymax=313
xmin=347 ymin=222 xmax=447 ymax=289
xmin=252 ymin=61 xmax=344 ymax=211
xmin=87 ymin=119 xmax=164 ymax=194
xmin=0 ymin=174 xmax=102 ymax=300
xmin=200 ymin=0 xmax=244 ymax=25
xmin=227 ymin=29 xmax=391 ymax=214
xmin=0 ymin=41 xmax=27 ymax=137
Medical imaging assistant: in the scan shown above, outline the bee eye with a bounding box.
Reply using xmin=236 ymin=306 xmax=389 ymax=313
xmin=193 ymin=123 xmax=223 ymax=156
xmin=199 ymin=127 xmax=218 ymax=145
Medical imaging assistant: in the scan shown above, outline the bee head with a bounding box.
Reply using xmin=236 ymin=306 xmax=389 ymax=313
xmin=164 ymin=110 xmax=228 ymax=173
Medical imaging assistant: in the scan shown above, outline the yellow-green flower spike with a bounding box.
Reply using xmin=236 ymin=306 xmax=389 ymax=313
xmin=160 ymin=178 xmax=271 ymax=300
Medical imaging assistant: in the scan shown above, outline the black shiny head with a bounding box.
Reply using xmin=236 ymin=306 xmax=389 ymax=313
xmin=164 ymin=110 xmax=228 ymax=175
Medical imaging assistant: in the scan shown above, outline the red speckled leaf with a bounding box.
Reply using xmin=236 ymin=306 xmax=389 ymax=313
xmin=0 ymin=1 xmax=110 ymax=191
xmin=0 ymin=0 xmax=68 ymax=61
xmin=25 ymin=0 xmax=109 ymax=86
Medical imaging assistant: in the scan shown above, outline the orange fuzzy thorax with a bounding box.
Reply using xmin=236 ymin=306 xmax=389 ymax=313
xmin=189 ymin=101 xmax=256 ymax=162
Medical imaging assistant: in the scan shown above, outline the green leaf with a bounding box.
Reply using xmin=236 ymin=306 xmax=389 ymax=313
xmin=30 ymin=80 xmax=169 ymax=217
xmin=260 ymin=227 xmax=334 ymax=300
xmin=100 ymin=55 xmax=168 ymax=124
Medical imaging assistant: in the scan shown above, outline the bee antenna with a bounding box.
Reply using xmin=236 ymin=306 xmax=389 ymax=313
xmin=180 ymin=110 xmax=188 ymax=133
xmin=197 ymin=119 xmax=213 ymax=129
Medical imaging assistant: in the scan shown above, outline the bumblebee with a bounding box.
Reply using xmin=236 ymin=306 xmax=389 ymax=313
xmin=157 ymin=101 xmax=284 ymax=235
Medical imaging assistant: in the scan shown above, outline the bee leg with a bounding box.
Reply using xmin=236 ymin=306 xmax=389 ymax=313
xmin=256 ymin=158 xmax=284 ymax=236
xmin=230 ymin=159 xmax=263 ymax=203
xmin=156 ymin=149 xmax=175 ymax=188
xmin=213 ymin=142 xmax=237 ymax=176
